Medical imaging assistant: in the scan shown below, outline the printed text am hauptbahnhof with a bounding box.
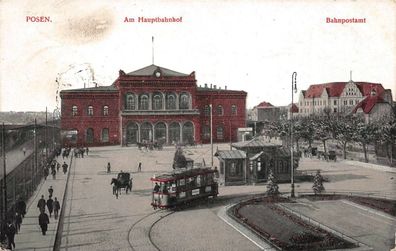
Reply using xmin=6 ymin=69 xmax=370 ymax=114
xmin=124 ymin=17 xmax=183 ymax=23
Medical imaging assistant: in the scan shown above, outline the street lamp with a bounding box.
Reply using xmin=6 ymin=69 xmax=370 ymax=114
xmin=210 ymin=104 xmax=213 ymax=167
xmin=291 ymin=72 xmax=297 ymax=198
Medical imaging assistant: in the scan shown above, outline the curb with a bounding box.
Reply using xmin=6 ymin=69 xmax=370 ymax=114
xmin=52 ymin=155 xmax=73 ymax=251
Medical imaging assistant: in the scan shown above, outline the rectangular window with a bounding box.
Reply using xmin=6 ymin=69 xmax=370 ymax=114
xmin=72 ymin=106 xmax=78 ymax=116
xmin=231 ymin=105 xmax=237 ymax=115
xmin=102 ymin=128 xmax=109 ymax=142
xmin=333 ymin=108 xmax=337 ymax=113
xmin=230 ymin=163 xmax=236 ymax=176
xmin=103 ymin=106 xmax=109 ymax=116
xmin=349 ymin=100 xmax=354 ymax=105
xmin=88 ymin=106 xmax=93 ymax=116
xmin=334 ymin=100 xmax=337 ymax=105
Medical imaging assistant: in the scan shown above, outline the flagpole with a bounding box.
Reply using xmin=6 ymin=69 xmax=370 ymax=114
xmin=152 ymin=36 xmax=154 ymax=65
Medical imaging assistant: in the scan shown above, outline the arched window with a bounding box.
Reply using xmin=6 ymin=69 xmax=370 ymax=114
xmin=125 ymin=93 xmax=135 ymax=110
xmin=166 ymin=93 xmax=176 ymax=110
xmin=182 ymin=122 xmax=194 ymax=143
xmin=153 ymin=93 xmax=163 ymax=110
xmin=216 ymin=126 xmax=224 ymax=140
xmin=140 ymin=122 xmax=153 ymax=142
xmin=87 ymin=106 xmax=93 ymax=116
xmin=139 ymin=94 xmax=149 ymax=110
xmin=204 ymin=105 xmax=210 ymax=116
xmin=179 ymin=93 xmax=190 ymax=110
xmin=231 ymin=105 xmax=237 ymax=115
xmin=72 ymin=105 xmax=78 ymax=116
xmin=154 ymin=122 xmax=166 ymax=142
xmin=86 ymin=128 xmax=94 ymax=144
xmin=126 ymin=122 xmax=138 ymax=144
xmin=103 ymin=105 xmax=109 ymax=116
xmin=217 ymin=105 xmax=223 ymax=116
xmin=202 ymin=126 xmax=210 ymax=140
xmin=101 ymin=128 xmax=109 ymax=142
xmin=169 ymin=122 xmax=180 ymax=143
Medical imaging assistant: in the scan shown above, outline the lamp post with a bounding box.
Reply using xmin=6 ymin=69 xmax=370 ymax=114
xmin=2 ymin=123 xmax=7 ymax=221
xmin=290 ymin=72 xmax=297 ymax=198
xmin=210 ymin=104 xmax=213 ymax=167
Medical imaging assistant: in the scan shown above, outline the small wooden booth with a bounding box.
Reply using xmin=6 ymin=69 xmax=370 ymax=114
xmin=215 ymin=137 xmax=299 ymax=186
xmin=214 ymin=150 xmax=247 ymax=186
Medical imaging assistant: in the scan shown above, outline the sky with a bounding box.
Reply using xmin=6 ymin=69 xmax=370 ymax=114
xmin=0 ymin=0 xmax=395 ymax=112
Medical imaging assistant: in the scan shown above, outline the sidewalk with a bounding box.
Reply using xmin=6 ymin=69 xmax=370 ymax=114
xmin=343 ymin=159 xmax=396 ymax=173
xmin=13 ymin=156 xmax=72 ymax=251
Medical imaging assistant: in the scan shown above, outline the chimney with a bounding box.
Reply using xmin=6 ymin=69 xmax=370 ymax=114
xmin=225 ymin=85 xmax=227 ymax=90
xmin=214 ymin=85 xmax=217 ymax=89
xmin=204 ymin=83 xmax=208 ymax=88
xmin=210 ymin=84 xmax=212 ymax=89
xmin=219 ymin=86 xmax=222 ymax=90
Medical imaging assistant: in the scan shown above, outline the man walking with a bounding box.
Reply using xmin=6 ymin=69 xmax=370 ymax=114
xmin=62 ymin=162 xmax=68 ymax=174
xmin=15 ymin=213 xmax=22 ymax=233
xmin=48 ymin=186 xmax=54 ymax=198
xmin=138 ymin=162 xmax=142 ymax=172
xmin=47 ymin=196 xmax=54 ymax=218
xmin=5 ymin=220 xmax=16 ymax=250
xmin=53 ymin=197 xmax=60 ymax=220
xmin=38 ymin=212 xmax=50 ymax=235
xmin=37 ymin=195 xmax=46 ymax=213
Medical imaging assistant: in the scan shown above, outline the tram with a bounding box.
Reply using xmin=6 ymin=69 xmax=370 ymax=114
xmin=151 ymin=167 xmax=219 ymax=209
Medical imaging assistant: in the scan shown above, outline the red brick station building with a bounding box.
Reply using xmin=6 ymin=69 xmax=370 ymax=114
xmin=60 ymin=65 xmax=247 ymax=146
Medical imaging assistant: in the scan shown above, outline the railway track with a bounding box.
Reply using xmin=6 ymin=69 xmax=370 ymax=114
xmin=127 ymin=210 xmax=175 ymax=251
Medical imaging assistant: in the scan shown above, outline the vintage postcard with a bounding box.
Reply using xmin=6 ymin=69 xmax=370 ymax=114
xmin=0 ymin=1 xmax=395 ymax=250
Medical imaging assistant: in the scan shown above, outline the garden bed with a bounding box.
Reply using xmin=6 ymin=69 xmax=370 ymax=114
xmin=229 ymin=196 xmax=356 ymax=250
xmin=300 ymin=194 xmax=396 ymax=216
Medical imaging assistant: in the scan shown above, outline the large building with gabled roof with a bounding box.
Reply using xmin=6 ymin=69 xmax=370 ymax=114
xmin=297 ymin=78 xmax=393 ymax=116
xmin=60 ymin=64 xmax=247 ymax=146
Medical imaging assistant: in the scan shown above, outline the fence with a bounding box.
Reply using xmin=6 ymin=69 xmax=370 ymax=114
xmin=0 ymin=122 xmax=61 ymax=224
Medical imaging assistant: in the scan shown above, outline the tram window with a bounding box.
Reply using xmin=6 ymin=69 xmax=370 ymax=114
xmin=189 ymin=177 xmax=197 ymax=187
xmin=169 ymin=181 xmax=176 ymax=192
xmin=196 ymin=175 xmax=201 ymax=186
xmin=178 ymin=179 xmax=185 ymax=187
xmin=207 ymin=173 xmax=213 ymax=184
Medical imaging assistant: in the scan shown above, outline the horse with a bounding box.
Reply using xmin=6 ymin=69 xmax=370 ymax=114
xmin=111 ymin=178 xmax=121 ymax=199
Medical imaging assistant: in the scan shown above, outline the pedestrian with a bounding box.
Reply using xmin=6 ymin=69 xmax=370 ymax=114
xmin=16 ymin=199 xmax=26 ymax=218
xmin=56 ymin=162 xmax=60 ymax=172
xmin=38 ymin=212 xmax=49 ymax=235
xmin=37 ymin=195 xmax=46 ymax=213
xmin=138 ymin=162 xmax=142 ymax=172
xmin=62 ymin=162 xmax=68 ymax=174
xmin=44 ymin=167 xmax=49 ymax=180
xmin=5 ymin=220 xmax=16 ymax=250
xmin=107 ymin=162 xmax=111 ymax=173
xmin=47 ymin=196 xmax=54 ymax=218
xmin=51 ymin=168 xmax=56 ymax=179
xmin=48 ymin=186 xmax=54 ymax=197
xmin=15 ymin=213 xmax=22 ymax=233
xmin=53 ymin=197 xmax=60 ymax=220
xmin=86 ymin=147 xmax=89 ymax=156
xmin=22 ymin=147 xmax=26 ymax=156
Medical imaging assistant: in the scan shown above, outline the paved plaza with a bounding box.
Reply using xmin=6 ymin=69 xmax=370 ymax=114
xmin=12 ymin=144 xmax=396 ymax=250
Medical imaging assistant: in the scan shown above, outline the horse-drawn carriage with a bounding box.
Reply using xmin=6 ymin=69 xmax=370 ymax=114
xmin=111 ymin=172 xmax=132 ymax=197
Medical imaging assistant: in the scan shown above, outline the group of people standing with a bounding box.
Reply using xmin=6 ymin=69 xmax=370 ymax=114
xmin=0 ymin=199 xmax=26 ymax=250
xmin=37 ymin=186 xmax=61 ymax=236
